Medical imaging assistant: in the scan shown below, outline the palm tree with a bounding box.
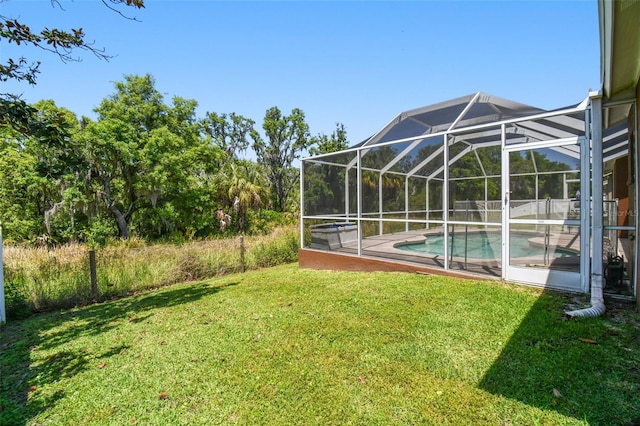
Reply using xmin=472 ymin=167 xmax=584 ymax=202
xmin=215 ymin=161 xmax=268 ymax=232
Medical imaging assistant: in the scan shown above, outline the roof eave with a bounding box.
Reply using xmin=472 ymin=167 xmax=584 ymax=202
xmin=599 ymin=0 xmax=640 ymax=125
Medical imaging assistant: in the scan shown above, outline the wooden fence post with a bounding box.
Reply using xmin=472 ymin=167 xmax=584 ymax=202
xmin=240 ymin=236 xmax=246 ymax=272
xmin=89 ymin=250 xmax=99 ymax=302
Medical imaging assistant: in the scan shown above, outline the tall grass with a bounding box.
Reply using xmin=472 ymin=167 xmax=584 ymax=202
xmin=2 ymin=226 xmax=299 ymax=319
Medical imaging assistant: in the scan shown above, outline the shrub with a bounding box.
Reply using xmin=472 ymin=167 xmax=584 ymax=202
xmin=3 ymin=278 xmax=31 ymax=320
xmin=85 ymin=217 xmax=118 ymax=248
xmin=173 ymin=251 xmax=217 ymax=283
xmin=246 ymin=226 xmax=299 ymax=268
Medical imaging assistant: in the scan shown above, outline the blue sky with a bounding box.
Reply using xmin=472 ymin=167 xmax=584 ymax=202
xmin=2 ymin=0 xmax=600 ymax=155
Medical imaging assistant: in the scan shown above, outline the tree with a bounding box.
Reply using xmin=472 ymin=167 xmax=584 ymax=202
xmin=0 ymin=127 xmax=44 ymax=241
xmin=214 ymin=162 xmax=268 ymax=232
xmin=78 ymin=74 xmax=223 ymax=239
xmin=202 ymin=112 xmax=255 ymax=160
xmin=76 ymin=117 xmax=137 ymax=238
xmin=251 ymin=107 xmax=313 ymax=212
xmin=309 ymin=122 xmax=348 ymax=156
xmin=0 ymin=0 xmax=145 ymax=136
xmin=28 ymin=100 xmax=88 ymax=241
xmin=0 ymin=99 xmax=90 ymax=243
xmin=304 ymin=123 xmax=350 ymax=215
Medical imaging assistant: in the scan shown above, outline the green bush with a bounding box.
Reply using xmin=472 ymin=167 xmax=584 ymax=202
xmin=248 ymin=209 xmax=297 ymax=235
xmin=2 ymin=276 xmax=31 ymax=320
xmin=249 ymin=230 xmax=299 ymax=267
xmin=173 ymin=250 xmax=218 ymax=283
xmin=85 ymin=217 xmax=118 ymax=248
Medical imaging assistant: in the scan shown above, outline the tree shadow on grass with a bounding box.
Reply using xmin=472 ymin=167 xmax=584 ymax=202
xmin=0 ymin=279 xmax=238 ymax=426
xmin=478 ymin=291 xmax=640 ymax=425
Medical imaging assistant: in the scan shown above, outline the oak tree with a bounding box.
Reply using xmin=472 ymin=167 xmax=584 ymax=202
xmin=251 ymin=107 xmax=313 ymax=212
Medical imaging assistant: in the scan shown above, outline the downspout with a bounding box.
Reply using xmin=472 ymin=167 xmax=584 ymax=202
xmin=567 ymin=92 xmax=606 ymax=318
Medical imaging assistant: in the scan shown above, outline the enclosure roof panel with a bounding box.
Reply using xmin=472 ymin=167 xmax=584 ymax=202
xmin=362 ymin=92 xmax=546 ymax=147
xmin=310 ymin=92 xmax=627 ymax=181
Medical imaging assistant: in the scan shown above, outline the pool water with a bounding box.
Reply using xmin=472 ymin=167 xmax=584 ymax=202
xmin=395 ymin=232 xmax=577 ymax=259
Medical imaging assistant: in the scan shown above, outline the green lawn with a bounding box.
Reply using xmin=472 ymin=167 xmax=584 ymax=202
xmin=1 ymin=264 xmax=639 ymax=425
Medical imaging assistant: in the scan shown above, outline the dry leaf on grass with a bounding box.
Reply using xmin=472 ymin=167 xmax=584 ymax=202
xmin=159 ymin=392 xmax=169 ymax=400
xmin=98 ymin=362 xmax=106 ymax=369
xmin=578 ymin=338 xmax=598 ymax=344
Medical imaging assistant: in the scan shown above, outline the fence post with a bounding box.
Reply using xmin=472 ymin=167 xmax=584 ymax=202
xmin=240 ymin=236 xmax=246 ymax=272
xmin=89 ymin=250 xmax=99 ymax=302
xmin=0 ymin=226 xmax=6 ymax=324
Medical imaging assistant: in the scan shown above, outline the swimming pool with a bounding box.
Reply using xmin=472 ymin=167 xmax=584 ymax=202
xmin=394 ymin=231 xmax=577 ymax=259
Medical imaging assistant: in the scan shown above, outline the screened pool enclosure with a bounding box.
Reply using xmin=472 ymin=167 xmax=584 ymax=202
xmin=300 ymin=92 xmax=637 ymax=297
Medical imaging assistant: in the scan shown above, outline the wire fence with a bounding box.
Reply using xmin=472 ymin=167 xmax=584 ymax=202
xmin=1 ymin=227 xmax=299 ymax=320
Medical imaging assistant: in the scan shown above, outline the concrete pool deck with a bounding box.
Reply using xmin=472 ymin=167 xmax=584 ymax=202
xmin=300 ymin=227 xmax=631 ymax=286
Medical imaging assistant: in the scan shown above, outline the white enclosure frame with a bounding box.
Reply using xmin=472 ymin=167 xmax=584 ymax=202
xmin=301 ymin=92 xmax=637 ymax=296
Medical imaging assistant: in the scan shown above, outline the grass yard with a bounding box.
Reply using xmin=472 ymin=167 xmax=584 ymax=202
xmin=1 ymin=264 xmax=639 ymax=425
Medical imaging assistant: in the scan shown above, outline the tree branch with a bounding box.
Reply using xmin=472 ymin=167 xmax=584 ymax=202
xmin=100 ymin=0 xmax=145 ymax=21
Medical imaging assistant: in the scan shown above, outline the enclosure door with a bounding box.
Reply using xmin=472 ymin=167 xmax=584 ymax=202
xmin=502 ymin=140 xmax=583 ymax=291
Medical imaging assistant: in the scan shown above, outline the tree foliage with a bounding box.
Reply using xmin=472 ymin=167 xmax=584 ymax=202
xmin=251 ymin=107 xmax=313 ymax=212
xmin=77 ymin=74 xmax=223 ymax=239
xmin=1 ymin=73 xmax=328 ymax=244
xmin=0 ymin=130 xmax=44 ymax=241
xmin=0 ymin=0 xmax=144 ymax=87
xmin=0 ymin=0 xmax=145 ymax=137
xmin=214 ymin=161 xmax=268 ymax=233
xmin=303 ymin=123 xmax=350 ymax=215
xmin=309 ymin=122 xmax=348 ymax=156
xmin=0 ymin=99 xmax=86 ymax=243
xmin=202 ymin=112 xmax=255 ymax=161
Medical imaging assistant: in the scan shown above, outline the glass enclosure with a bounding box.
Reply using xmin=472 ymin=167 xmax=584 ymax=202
xmin=301 ymin=93 xmax=636 ymax=298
